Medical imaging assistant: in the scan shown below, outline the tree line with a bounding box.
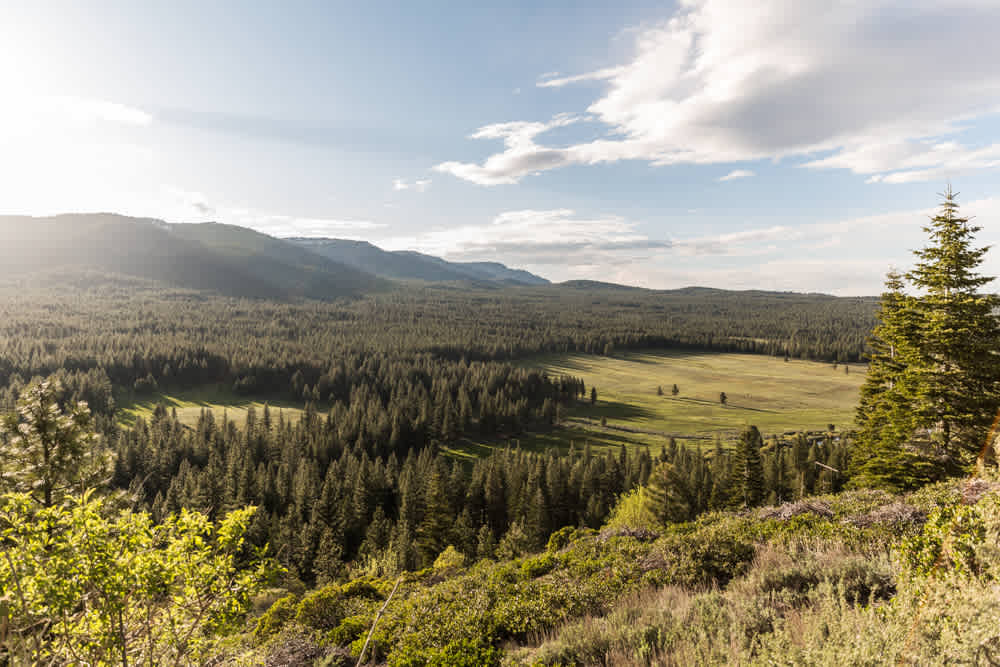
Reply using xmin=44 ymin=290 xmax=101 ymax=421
xmin=0 ymin=280 xmax=877 ymax=403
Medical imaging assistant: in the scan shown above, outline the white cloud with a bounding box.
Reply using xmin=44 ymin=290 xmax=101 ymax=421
xmin=718 ymin=169 xmax=754 ymax=181
xmin=0 ymin=95 xmax=152 ymax=139
xmin=393 ymin=178 xmax=432 ymax=192
xmin=382 ymin=208 xmax=664 ymax=264
xmin=434 ymin=114 xmax=587 ymax=185
xmin=378 ymin=195 xmax=1000 ymax=294
xmin=437 ymin=0 xmax=1000 ymax=185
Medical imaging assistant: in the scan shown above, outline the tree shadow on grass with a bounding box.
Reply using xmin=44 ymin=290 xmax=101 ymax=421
xmin=582 ymin=399 xmax=657 ymax=421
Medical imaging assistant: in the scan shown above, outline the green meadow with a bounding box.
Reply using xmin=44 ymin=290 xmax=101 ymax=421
xmin=116 ymin=385 xmax=309 ymax=428
xmin=526 ymin=351 xmax=864 ymax=435
xmin=448 ymin=351 xmax=865 ymax=458
xmin=118 ymin=352 xmax=865 ymax=458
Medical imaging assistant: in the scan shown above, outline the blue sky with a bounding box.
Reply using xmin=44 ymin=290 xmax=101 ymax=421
xmin=3 ymin=0 xmax=1000 ymax=294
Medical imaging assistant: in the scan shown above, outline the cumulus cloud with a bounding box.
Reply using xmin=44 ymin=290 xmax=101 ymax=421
xmin=392 ymin=178 xmax=432 ymax=192
xmin=437 ymin=0 xmax=1000 ymax=185
xmin=718 ymin=169 xmax=754 ymax=181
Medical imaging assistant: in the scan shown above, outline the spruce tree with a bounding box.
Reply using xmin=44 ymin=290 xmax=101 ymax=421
xmin=730 ymin=425 xmax=765 ymax=508
xmin=906 ymin=188 xmax=1000 ymax=467
xmin=853 ymin=189 xmax=1000 ymax=487
xmin=851 ymin=271 xmax=936 ymax=490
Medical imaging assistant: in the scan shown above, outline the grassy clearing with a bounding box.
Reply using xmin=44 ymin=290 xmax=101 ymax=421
xmin=116 ymin=385 xmax=309 ymax=428
xmin=451 ymin=351 xmax=865 ymax=459
xmin=525 ymin=351 xmax=863 ymax=437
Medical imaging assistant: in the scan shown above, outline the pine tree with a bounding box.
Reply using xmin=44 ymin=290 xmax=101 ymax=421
xmin=0 ymin=380 xmax=109 ymax=507
xmin=853 ymin=189 xmax=1000 ymax=488
xmin=851 ymin=270 xmax=930 ymax=489
xmin=646 ymin=460 xmax=697 ymax=523
xmin=475 ymin=524 xmax=496 ymax=560
xmin=906 ymin=188 xmax=1000 ymax=467
xmin=731 ymin=425 xmax=765 ymax=508
xmin=416 ymin=462 xmax=453 ymax=566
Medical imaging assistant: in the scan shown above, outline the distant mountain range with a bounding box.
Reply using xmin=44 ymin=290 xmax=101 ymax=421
xmin=288 ymin=238 xmax=549 ymax=286
xmin=0 ymin=213 xmax=548 ymax=299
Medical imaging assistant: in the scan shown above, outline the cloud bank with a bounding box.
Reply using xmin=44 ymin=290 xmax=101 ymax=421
xmin=436 ymin=0 xmax=1000 ymax=185
xmin=382 ymin=196 xmax=1000 ymax=294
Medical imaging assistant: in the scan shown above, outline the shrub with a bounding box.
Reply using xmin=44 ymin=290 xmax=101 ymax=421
xmin=340 ymin=578 xmax=383 ymax=600
xmin=254 ymin=593 xmax=298 ymax=639
xmin=546 ymin=526 xmax=576 ymax=552
xmin=329 ymin=613 xmax=371 ymax=647
xmin=295 ymin=584 xmax=345 ymax=631
xmin=434 ymin=545 xmax=466 ymax=571
xmin=898 ymin=504 xmax=986 ymax=579
xmin=642 ymin=525 xmax=755 ymax=588
xmin=520 ymin=552 xmax=557 ymax=579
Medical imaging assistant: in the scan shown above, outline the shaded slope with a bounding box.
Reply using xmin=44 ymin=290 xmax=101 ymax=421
xmin=290 ymin=238 xmax=549 ymax=285
xmin=0 ymin=214 xmax=381 ymax=299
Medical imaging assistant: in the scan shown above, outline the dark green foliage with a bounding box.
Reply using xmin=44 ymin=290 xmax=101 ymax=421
xmin=294 ymin=584 xmax=345 ymax=631
xmin=731 ymin=426 xmax=766 ymax=508
xmin=254 ymin=594 xmax=298 ymax=639
xmin=854 ymin=189 xmax=1000 ymax=489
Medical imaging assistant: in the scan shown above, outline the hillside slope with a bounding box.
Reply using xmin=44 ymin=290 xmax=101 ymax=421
xmin=0 ymin=214 xmax=383 ymax=299
xmin=290 ymin=237 xmax=549 ymax=285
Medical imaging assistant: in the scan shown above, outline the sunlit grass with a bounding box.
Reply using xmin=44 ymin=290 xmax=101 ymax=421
xmin=451 ymin=351 xmax=864 ymax=459
xmin=116 ymin=384 xmax=310 ymax=428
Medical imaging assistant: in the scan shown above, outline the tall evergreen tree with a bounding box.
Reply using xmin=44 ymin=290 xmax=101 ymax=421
xmin=906 ymin=188 xmax=1000 ymax=467
xmin=853 ymin=189 xmax=1000 ymax=488
xmin=731 ymin=425 xmax=765 ymax=508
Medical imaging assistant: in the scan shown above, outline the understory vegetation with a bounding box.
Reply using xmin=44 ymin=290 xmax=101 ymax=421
xmin=218 ymin=479 xmax=1000 ymax=666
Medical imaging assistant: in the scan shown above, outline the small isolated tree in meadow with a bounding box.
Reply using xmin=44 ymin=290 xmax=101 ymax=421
xmin=719 ymin=391 xmax=727 ymax=406
xmin=657 ymin=385 xmax=664 ymax=396
xmin=672 ymin=384 xmax=679 ymax=397
xmin=591 ymin=387 xmax=597 ymax=405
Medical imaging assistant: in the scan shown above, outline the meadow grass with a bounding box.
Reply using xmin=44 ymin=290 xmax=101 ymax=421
xmin=116 ymin=384 xmax=310 ymax=428
xmin=523 ymin=350 xmax=863 ymax=437
xmin=450 ymin=351 xmax=865 ymax=458
xmin=119 ymin=352 xmax=864 ymax=459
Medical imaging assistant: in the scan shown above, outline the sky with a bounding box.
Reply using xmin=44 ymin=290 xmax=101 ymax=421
xmin=3 ymin=0 xmax=1000 ymax=295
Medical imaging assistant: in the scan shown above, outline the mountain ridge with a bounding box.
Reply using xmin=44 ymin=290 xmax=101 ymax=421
xmin=287 ymin=237 xmax=549 ymax=285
